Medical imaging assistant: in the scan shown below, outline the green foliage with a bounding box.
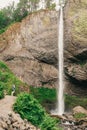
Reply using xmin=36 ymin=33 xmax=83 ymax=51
xmin=49 ymin=3 xmax=56 ymax=10
xmin=13 ymin=3 xmax=28 ymax=22
xmin=74 ymin=113 xmax=86 ymax=119
xmin=40 ymin=114 xmax=58 ymax=130
xmin=0 ymin=27 xmax=7 ymax=34
xmin=13 ymin=93 xmax=59 ymax=130
xmin=30 ymin=87 xmax=57 ymax=104
xmin=0 ymin=11 xmax=9 ymax=29
xmin=0 ymin=82 xmax=5 ymax=99
xmin=13 ymin=93 xmax=44 ymax=125
xmin=0 ymin=4 xmax=14 ymax=34
xmin=0 ymin=61 xmax=27 ymax=96
xmin=0 ymin=0 xmax=56 ymax=34
xmin=45 ymin=0 xmax=56 ymax=9
xmin=65 ymin=94 xmax=87 ymax=110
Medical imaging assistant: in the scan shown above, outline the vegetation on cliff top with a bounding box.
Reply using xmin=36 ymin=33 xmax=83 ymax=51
xmin=0 ymin=0 xmax=56 ymax=34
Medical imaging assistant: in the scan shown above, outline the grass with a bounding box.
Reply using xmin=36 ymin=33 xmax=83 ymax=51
xmin=74 ymin=113 xmax=87 ymax=119
xmin=65 ymin=94 xmax=87 ymax=111
xmin=30 ymin=86 xmax=57 ymax=111
xmin=0 ymin=61 xmax=28 ymax=96
xmin=30 ymin=86 xmax=87 ymax=112
xmin=30 ymin=86 xmax=57 ymax=104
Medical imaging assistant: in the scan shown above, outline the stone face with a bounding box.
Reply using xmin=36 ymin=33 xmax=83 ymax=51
xmin=0 ymin=10 xmax=58 ymax=89
xmin=0 ymin=112 xmax=38 ymax=130
xmin=0 ymin=2 xmax=87 ymax=95
xmin=73 ymin=106 xmax=87 ymax=115
xmin=64 ymin=0 xmax=87 ymax=96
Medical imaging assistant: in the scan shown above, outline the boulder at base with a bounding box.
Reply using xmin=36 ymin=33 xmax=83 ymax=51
xmin=73 ymin=106 xmax=87 ymax=115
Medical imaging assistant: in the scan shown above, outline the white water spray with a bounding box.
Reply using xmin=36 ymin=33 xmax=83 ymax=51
xmin=57 ymin=6 xmax=64 ymax=115
xmin=51 ymin=3 xmax=64 ymax=116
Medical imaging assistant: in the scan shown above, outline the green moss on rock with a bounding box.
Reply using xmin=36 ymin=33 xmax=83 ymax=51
xmin=65 ymin=94 xmax=87 ymax=111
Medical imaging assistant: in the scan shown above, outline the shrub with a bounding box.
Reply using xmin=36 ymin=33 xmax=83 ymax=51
xmin=13 ymin=93 xmax=59 ymax=129
xmin=40 ymin=114 xmax=58 ymax=130
xmin=30 ymin=87 xmax=57 ymax=104
xmin=65 ymin=94 xmax=87 ymax=111
xmin=74 ymin=113 xmax=86 ymax=119
xmin=0 ymin=82 xmax=5 ymax=99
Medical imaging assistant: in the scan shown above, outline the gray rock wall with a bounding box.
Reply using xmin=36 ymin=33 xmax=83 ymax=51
xmin=0 ymin=10 xmax=58 ymax=88
xmin=64 ymin=0 xmax=87 ymax=96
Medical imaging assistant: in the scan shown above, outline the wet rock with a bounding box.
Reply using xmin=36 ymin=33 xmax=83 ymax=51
xmin=59 ymin=107 xmax=87 ymax=130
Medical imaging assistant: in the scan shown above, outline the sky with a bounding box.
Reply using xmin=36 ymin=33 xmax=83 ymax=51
xmin=0 ymin=0 xmax=19 ymax=9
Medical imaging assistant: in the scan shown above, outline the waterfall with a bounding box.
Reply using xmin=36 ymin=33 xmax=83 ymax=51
xmin=57 ymin=6 xmax=64 ymax=115
xmin=50 ymin=0 xmax=65 ymax=116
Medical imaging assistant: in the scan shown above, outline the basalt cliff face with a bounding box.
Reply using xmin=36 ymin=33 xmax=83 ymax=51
xmin=0 ymin=1 xmax=87 ymax=96
xmin=64 ymin=0 xmax=87 ymax=96
xmin=0 ymin=10 xmax=58 ymax=88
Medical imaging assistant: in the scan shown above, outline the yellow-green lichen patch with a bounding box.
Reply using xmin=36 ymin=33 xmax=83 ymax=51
xmin=73 ymin=10 xmax=87 ymax=38
xmin=42 ymin=16 xmax=51 ymax=26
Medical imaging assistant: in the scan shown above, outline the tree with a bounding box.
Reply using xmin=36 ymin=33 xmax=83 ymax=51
xmin=13 ymin=0 xmax=40 ymax=22
xmin=0 ymin=2 xmax=15 ymax=33
xmin=13 ymin=0 xmax=29 ymax=22
xmin=45 ymin=0 xmax=55 ymax=9
xmin=29 ymin=0 xmax=40 ymax=11
xmin=0 ymin=11 xmax=9 ymax=29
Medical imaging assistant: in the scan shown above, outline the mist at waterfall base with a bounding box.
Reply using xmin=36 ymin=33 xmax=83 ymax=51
xmin=51 ymin=5 xmax=64 ymax=116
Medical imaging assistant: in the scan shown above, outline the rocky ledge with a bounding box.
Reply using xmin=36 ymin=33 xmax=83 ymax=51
xmin=58 ymin=106 xmax=87 ymax=130
xmin=0 ymin=113 xmax=39 ymax=130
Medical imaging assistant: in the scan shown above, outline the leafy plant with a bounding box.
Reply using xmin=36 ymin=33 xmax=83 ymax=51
xmin=0 ymin=82 xmax=5 ymax=99
xmin=30 ymin=86 xmax=57 ymax=104
xmin=40 ymin=114 xmax=58 ymax=130
xmin=13 ymin=93 xmax=59 ymax=130
xmin=65 ymin=94 xmax=87 ymax=111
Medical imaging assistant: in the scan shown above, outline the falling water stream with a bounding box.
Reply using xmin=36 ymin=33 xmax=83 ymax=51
xmin=51 ymin=3 xmax=64 ymax=116
xmin=57 ymin=6 xmax=64 ymax=115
